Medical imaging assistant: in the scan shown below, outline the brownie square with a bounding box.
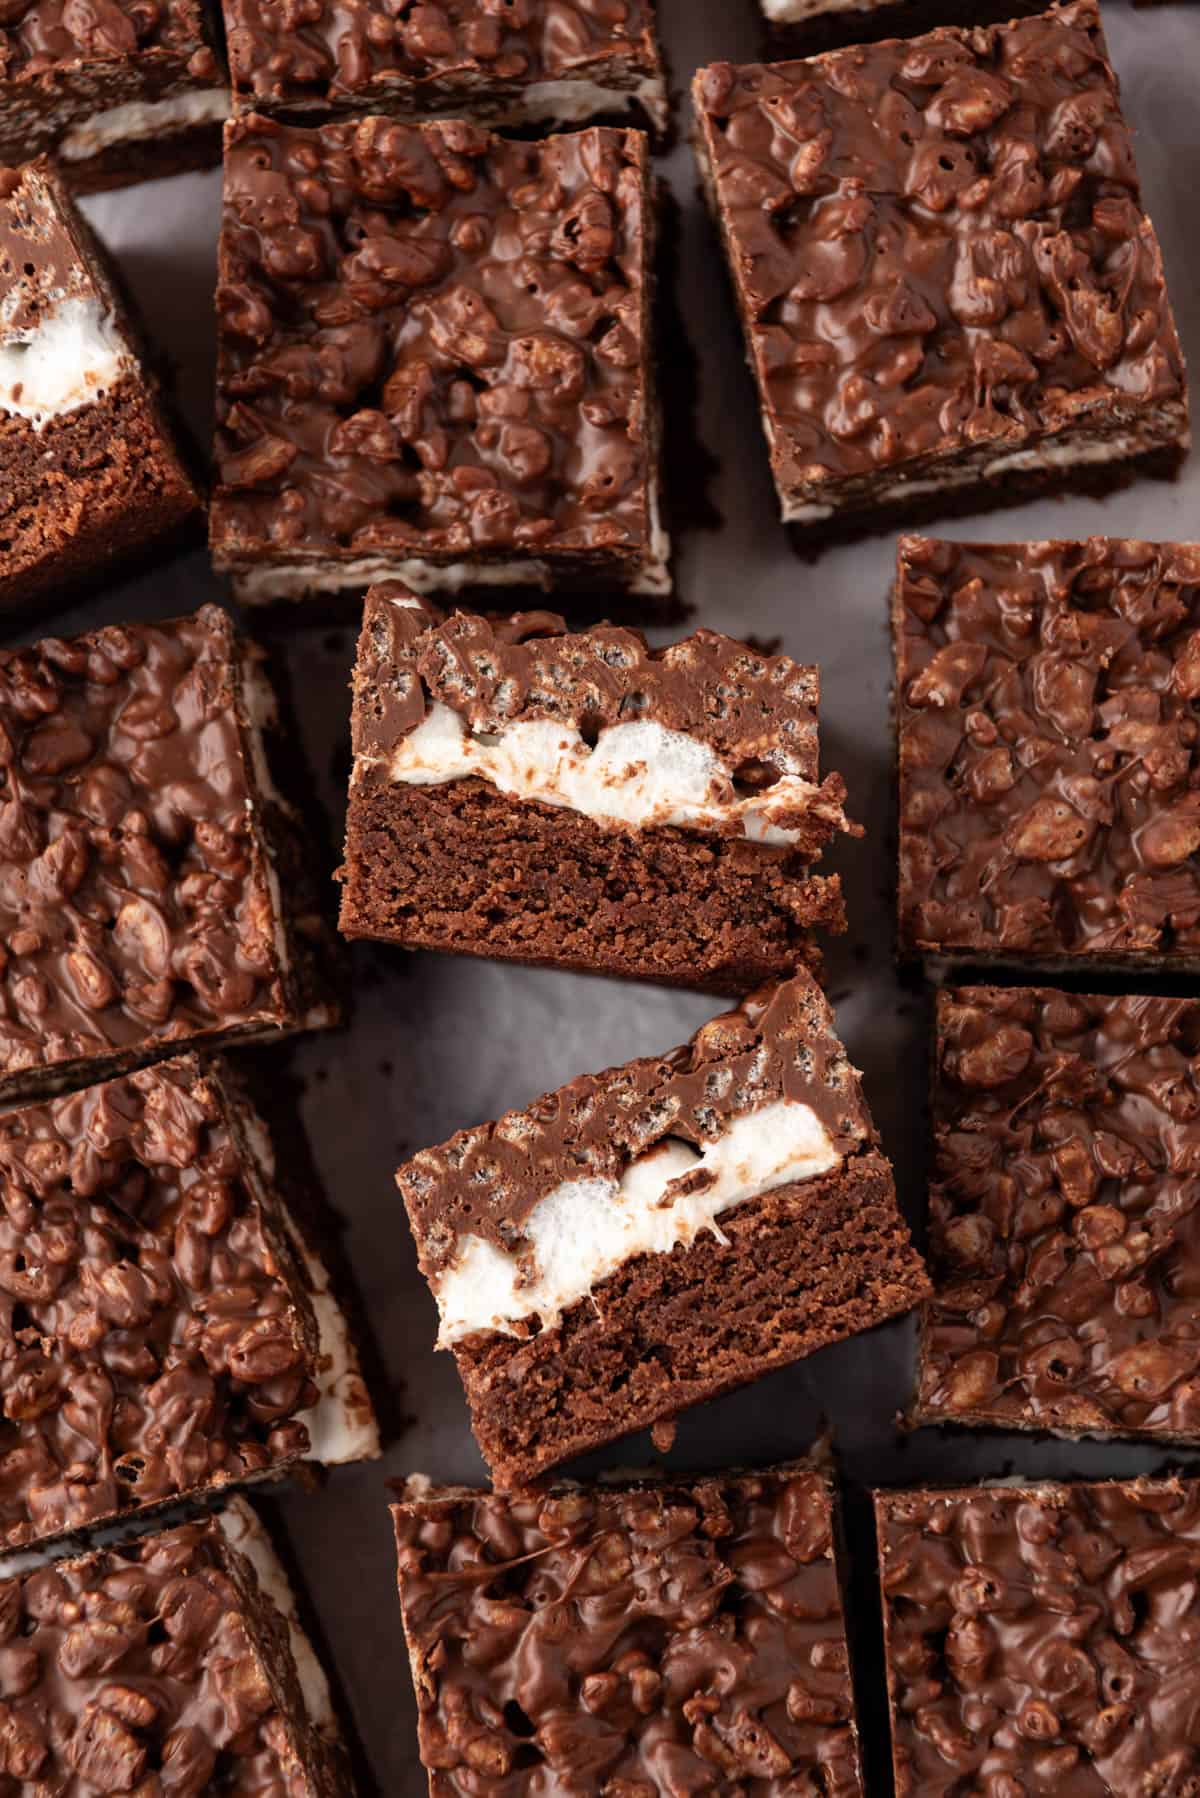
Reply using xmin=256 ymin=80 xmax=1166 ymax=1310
xmin=0 ymin=1499 xmax=352 ymax=1794
xmin=0 ymin=164 xmax=201 ymax=610
xmin=0 ymin=0 xmax=227 ymax=190
xmin=212 ymin=113 xmax=667 ymax=604
xmin=338 ymin=584 xmax=853 ymax=992
xmin=0 ymin=1052 xmax=378 ymax=1552
xmin=393 ymin=1465 xmax=864 ymax=1796
xmin=223 ymin=0 xmax=666 ymax=135
xmin=395 ymin=968 xmax=928 ymax=1488
xmin=0 ymin=604 xmax=341 ymax=1103
xmin=876 ymin=1475 xmax=1200 ymax=1796
xmin=693 ymin=0 xmax=1189 ymax=540
xmin=895 ymin=535 xmax=1200 ymax=974
xmin=914 ymin=984 xmax=1200 ymax=1443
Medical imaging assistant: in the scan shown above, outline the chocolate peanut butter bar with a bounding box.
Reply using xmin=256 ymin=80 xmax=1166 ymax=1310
xmin=395 ymin=970 xmax=928 ymax=1488
xmin=914 ymin=985 xmax=1200 ymax=1445
xmin=338 ymin=586 xmax=853 ymax=992
xmin=0 ymin=164 xmax=200 ymax=611
xmin=212 ymin=113 xmax=668 ymax=604
xmin=223 ymin=0 xmax=666 ymax=134
xmin=0 ymin=0 xmax=227 ymax=190
xmin=0 ymin=1053 xmax=378 ymax=1552
xmin=876 ymin=1476 xmax=1200 ymax=1796
xmin=0 ymin=605 xmax=340 ymax=1104
xmin=694 ymin=0 xmax=1189 ymax=541
xmin=0 ymin=1500 xmax=352 ymax=1794
xmin=895 ymin=536 xmax=1200 ymax=974
xmin=393 ymin=1466 xmax=864 ymax=1796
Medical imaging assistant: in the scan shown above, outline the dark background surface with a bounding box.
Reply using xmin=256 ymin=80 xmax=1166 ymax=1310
xmin=50 ymin=2 xmax=1200 ymax=1787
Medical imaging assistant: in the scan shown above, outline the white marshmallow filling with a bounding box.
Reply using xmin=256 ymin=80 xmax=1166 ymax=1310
xmin=58 ymin=88 xmax=232 ymax=162
xmin=385 ymin=701 xmax=828 ymax=845
xmin=434 ymin=1097 xmax=842 ymax=1346
xmin=0 ymin=295 xmax=131 ymax=428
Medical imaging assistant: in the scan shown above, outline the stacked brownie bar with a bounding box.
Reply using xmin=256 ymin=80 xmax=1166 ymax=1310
xmin=339 ymin=586 xmax=853 ymax=991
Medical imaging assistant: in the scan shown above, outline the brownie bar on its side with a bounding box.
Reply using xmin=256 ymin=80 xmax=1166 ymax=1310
xmin=0 ymin=605 xmax=341 ymax=1105
xmin=395 ymin=970 xmax=929 ymax=1489
xmin=876 ymin=1477 xmax=1200 ymax=1795
xmin=393 ymin=1466 xmax=864 ymax=1796
xmin=0 ymin=1053 xmax=378 ymax=1553
xmin=895 ymin=536 xmax=1200 ymax=975
xmin=693 ymin=1 xmax=1189 ymax=543
xmin=0 ymin=0 xmax=228 ymax=189
xmin=212 ymin=113 xmax=668 ymax=603
xmin=223 ymin=0 xmax=666 ymax=134
xmin=0 ymin=164 xmax=200 ymax=611
xmin=338 ymin=585 xmax=854 ymax=993
xmin=913 ymin=986 xmax=1200 ymax=1444
xmin=0 ymin=1500 xmax=351 ymax=1795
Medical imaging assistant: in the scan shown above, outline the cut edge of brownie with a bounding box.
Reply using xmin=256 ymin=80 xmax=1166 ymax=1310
xmin=762 ymin=0 xmax=1057 ymax=57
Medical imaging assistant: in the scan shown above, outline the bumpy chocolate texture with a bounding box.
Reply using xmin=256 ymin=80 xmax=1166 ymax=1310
xmin=693 ymin=0 xmax=1189 ymax=531
xmin=223 ymin=0 xmax=666 ymax=132
xmin=876 ymin=1476 xmax=1200 ymax=1796
xmin=0 ymin=604 xmax=336 ymax=1103
xmin=393 ymin=1468 xmax=864 ymax=1796
xmin=915 ymin=985 xmax=1200 ymax=1443
xmin=212 ymin=113 xmax=665 ymax=602
xmin=0 ymin=1055 xmax=328 ymax=1550
xmin=895 ymin=536 xmax=1200 ymax=970
xmin=0 ymin=1510 xmax=345 ymax=1795
xmin=0 ymin=0 xmax=226 ymax=187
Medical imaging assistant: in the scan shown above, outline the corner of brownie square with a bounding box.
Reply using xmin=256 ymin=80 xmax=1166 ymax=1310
xmin=337 ymin=582 xmax=854 ymax=991
xmin=875 ymin=1474 xmax=1200 ymax=1793
xmin=211 ymin=112 xmax=667 ymax=604
xmin=0 ymin=1499 xmax=353 ymax=1794
xmin=222 ymin=0 xmax=667 ymax=135
xmin=394 ymin=967 xmax=929 ymax=1488
xmin=0 ymin=162 xmax=201 ymax=610
xmin=0 ymin=1051 xmax=378 ymax=1552
xmin=914 ymin=982 xmax=1200 ymax=1443
xmin=894 ymin=534 xmax=1200 ymax=973
xmin=393 ymin=1463 xmax=864 ymax=1794
xmin=0 ymin=0 xmax=228 ymax=187
xmin=0 ymin=604 xmax=343 ymax=1104
xmin=693 ymin=0 xmax=1190 ymax=540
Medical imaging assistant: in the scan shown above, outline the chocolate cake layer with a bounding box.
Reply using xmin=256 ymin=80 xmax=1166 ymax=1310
xmin=396 ymin=970 xmax=928 ymax=1487
xmin=0 ymin=164 xmax=199 ymax=609
xmin=393 ymin=1466 xmax=864 ymax=1796
xmin=212 ymin=113 xmax=667 ymax=602
xmin=224 ymin=0 xmax=666 ymax=133
xmin=0 ymin=605 xmax=340 ymax=1104
xmin=693 ymin=0 xmax=1189 ymax=539
xmin=895 ymin=536 xmax=1200 ymax=973
xmin=339 ymin=586 xmax=853 ymax=991
xmin=914 ymin=985 xmax=1200 ymax=1445
xmin=0 ymin=1054 xmax=377 ymax=1552
xmin=876 ymin=1476 xmax=1200 ymax=1796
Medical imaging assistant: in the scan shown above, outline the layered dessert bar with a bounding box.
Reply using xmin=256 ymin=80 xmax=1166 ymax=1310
xmin=223 ymin=0 xmax=666 ymax=134
xmin=339 ymin=587 xmax=854 ymax=992
xmin=0 ymin=164 xmax=200 ymax=611
xmin=0 ymin=1053 xmax=378 ymax=1552
xmin=876 ymin=1475 xmax=1200 ymax=1795
xmin=693 ymin=0 xmax=1189 ymax=541
xmin=761 ymin=0 xmax=1045 ymax=54
xmin=895 ymin=536 xmax=1200 ymax=973
xmin=0 ymin=1499 xmax=351 ymax=1795
xmin=393 ymin=1465 xmax=863 ymax=1796
xmin=0 ymin=605 xmax=340 ymax=1104
xmin=914 ymin=985 xmax=1200 ymax=1443
xmin=395 ymin=970 xmax=928 ymax=1488
xmin=0 ymin=0 xmax=228 ymax=189
xmin=213 ymin=113 xmax=667 ymax=603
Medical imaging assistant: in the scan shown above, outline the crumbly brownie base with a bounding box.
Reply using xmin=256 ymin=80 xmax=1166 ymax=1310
xmin=764 ymin=0 xmax=1046 ymax=55
xmin=339 ymin=778 xmax=842 ymax=994
xmin=65 ymin=117 xmax=226 ymax=195
xmin=0 ymin=376 xmax=199 ymax=611
xmin=453 ymin=1149 xmax=928 ymax=1489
